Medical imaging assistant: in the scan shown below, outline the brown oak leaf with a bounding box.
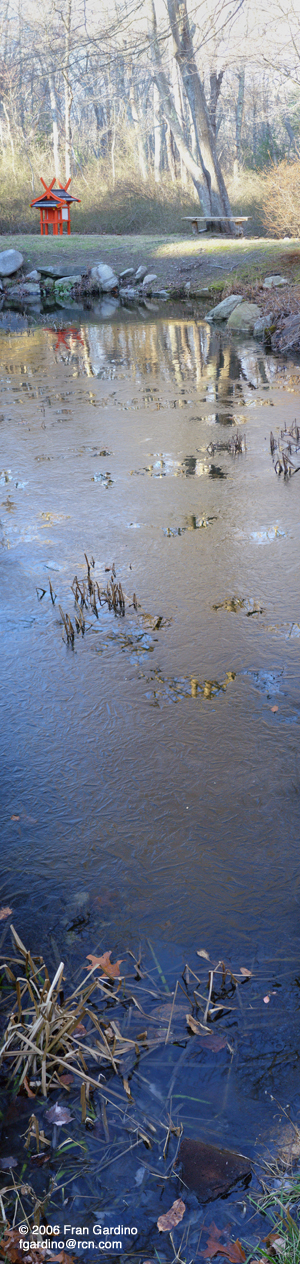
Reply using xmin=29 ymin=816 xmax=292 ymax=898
xmin=201 ymin=1224 xmax=246 ymax=1262
xmin=157 ymin=1199 xmax=186 ymax=1232
xmin=86 ymin=950 xmax=123 ymax=979
xmin=0 ymin=905 xmax=12 ymax=921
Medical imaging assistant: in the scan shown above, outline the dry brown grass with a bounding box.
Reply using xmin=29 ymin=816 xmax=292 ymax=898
xmin=261 ymin=160 xmax=300 ymax=238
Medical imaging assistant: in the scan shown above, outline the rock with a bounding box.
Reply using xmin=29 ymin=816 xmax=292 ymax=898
xmin=92 ymin=298 xmax=119 ymax=318
xmin=253 ymin=311 xmax=275 ymax=338
xmin=135 ymin=266 xmax=148 ymax=281
xmin=90 ymin=263 xmax=118 ymax=292
xmin=263 ymin=275 xmax=289 ymax=288
xmin=54 ymin=275 xmax=82 ymax=297
xmin=99 ymin=298 xmax=119 ymax=318
xmin=205 ymin=294 xmax=243 ymax=322
xmin=120 ymin=267 xmax=135 ymax=279
xmin=177 ymin=1138 xmax=251 ymax=1202
xmin=8 ymin=283 xmax=41 ymax=301
xmin=227 ymin=301 xmax=262 ymax=331
xmin=155 ymin=289 xmax=169 ymax=300
xmin=39 ymin=265 xmax=80 ymax=279
xmin=25 ymin=270 xmax=41 ymax=281
xmin=42 ymin=277 xmax=55 ymax=292
xmin=0 ymin=248 xmax=23 ymax=276
xmin=120 ymin=286 xmax=137 ymax=301
xmin=142 ymin=273 xmax=157 ymax=290
xmin=271 ymin=314 xmax=300 ymax=354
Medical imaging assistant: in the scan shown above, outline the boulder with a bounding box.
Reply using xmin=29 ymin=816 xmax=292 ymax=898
xmin=271 ymin=314 xmax=300 ymax=354
xmin=25 ymin=270 xmax=41 ymax=281
xmin=42 ymin=277 xmax=55 ymax=292
xmin=177 ymin=1138 xmax=251 ymax=1202
xmin=90 ymin=263 xmax=118 ymax=291
xmin=205 ymin=294 xmax=243 ymax=322
xmin=8 ymin=283 xmax=40 ymax=301
xmin=263 ymin=275 xmax=289 ymax=288
xmin=253 ymin=311 xmax=275 ymax=339
xmin=120 ymin=286 xmax=137 ymax=301
xmin=119 ymin=267 xmax=135 ymax=279
xmin=0 ymin=248 xmax=23 ymax=276
xmin=135 ymin=265 xmax=148 ymax=281
xmin=227 ymin=301 xmax=262 ymax=331
xmin=54 ymin=275 xmax=82 ymax=297
xmin=40 ymin=266 xmax=70 ymax=278
xmin=142 ymin=273 xmax=157 ymax=291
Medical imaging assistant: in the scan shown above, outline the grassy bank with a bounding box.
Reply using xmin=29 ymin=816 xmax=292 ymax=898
xmin=1 ymin=233 xmax=300 ymax=298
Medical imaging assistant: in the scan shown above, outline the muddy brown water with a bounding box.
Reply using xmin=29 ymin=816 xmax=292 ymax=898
xmin=1 ymin=311 xmax=300 ymax=1245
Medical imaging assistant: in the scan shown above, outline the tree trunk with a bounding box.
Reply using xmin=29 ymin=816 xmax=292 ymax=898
xmin=209 ymin=70 xmax=224 ymax=140
xmin=166 ymin=0 xmax=234 ymax=229
xmin=49 ymin=72 xmax=60 ymax=180
xmin=129 ymin=74 xmax=147 ymax=181
xmin=233 ymin=69 xmax=245 ymax=178
xmin=153 ymin=82 xmax=161 ymax=182
xmin=148 ymin=0 xmax=236 ymax=231
xmin=62 ymin=0 xmax=73 ymax=183
xmin=284 ymin=117 xmax=300 ymax=158
xmin=148 ymin=0 xmax=211 ymax=209
xmin=166 ymin=121 xmax=176 ymax=180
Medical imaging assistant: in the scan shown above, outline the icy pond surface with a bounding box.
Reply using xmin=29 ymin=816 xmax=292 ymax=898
xmin=1 ymin=312 xmax=300 ymax=1238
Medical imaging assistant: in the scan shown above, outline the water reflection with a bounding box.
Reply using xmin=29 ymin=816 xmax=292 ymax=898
xmin=40 ymin=317 xmax=279 ymax=410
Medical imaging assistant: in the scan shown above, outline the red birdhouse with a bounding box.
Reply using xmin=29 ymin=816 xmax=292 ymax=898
xmin=30 ymin=177 xmax=80 ymax=235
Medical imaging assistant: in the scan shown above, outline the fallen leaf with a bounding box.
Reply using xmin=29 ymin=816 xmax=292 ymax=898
xmin=45 ymin=1103 xmax=72 ymax=1126
xmin=271 ymin=705 xmax=278 ymax=712
xmin=200 ymin=1224 xmax=246 ymax=1262
xmin=240 ymin=967 xmax=252 ymax=978
xmin=123 ymin=1077 xmax=132 ymax=1099
xmin=157 ymin=1199 xmax=186 ymax=1232
xmin=57 ymin=1073 xmax=74 ymax=1087
xmin=30 ymin=1151 xmax=50 ymax=1165
xmin=186 ymin=1015 xmax=227 ymax=1049
xmin=0 ymin=905 xmax=12 ymax=920
xmin=11 ymin=816 xmax=20 ymax=821
xmin=0 ymin=1155 xmax=18 ymax=1169
xmin=23 ymin=1076 xmax=36 ymax=1098
xmin=263 ymin=995 xmax=270 ymax=1003
xmin=0 ymin=1228 xmax=76 ymax=1264
xmin=197 ymin=949 xmax=210 ymax=960
xmin=72 ymin=1022 xmax=86 ymax=1036
xmin=54 ymin=1254 xmax=77 ymax=1263
xmin=86 ymin=950 xmax=123 ymax=979
xmin=264 ymin=1232 xmax=286 ymax=1254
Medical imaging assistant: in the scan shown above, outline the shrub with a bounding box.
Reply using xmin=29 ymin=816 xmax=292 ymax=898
xmin=261 ymin=159 xmax=300 ymax=237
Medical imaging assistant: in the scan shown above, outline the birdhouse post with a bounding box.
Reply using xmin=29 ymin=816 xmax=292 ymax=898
xmin=30 ymin=177 xmax=80 ymax=235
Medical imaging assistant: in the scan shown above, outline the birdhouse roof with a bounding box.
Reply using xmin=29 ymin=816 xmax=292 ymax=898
xmin=30 ymin=177 xmax=80 ymax=209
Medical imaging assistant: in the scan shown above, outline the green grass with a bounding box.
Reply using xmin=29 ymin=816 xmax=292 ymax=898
xmin=247 ymin=1166 xmax=300 ymax=1264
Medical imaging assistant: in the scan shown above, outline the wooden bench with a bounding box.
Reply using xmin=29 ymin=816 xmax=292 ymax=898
xmin=182 ymin=216 xmax=251 ymax=237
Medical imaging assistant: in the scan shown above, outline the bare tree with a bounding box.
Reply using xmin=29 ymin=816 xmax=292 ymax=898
xmin=148 ymin=0 xmax=236 ymax=228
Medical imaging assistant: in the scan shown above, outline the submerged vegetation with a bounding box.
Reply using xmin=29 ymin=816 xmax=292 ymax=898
xmin=0 ymin=926 xmax=300 ymax=1263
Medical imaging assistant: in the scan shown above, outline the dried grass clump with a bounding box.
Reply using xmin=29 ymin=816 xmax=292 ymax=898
xmin=261 ymin=160 xmax=300 ymax=238
xmin=0 ymin=926 xmax=137 ymax=1100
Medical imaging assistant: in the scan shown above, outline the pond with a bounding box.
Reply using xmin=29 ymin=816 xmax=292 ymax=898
xmin=1 ymin=310 xmax=300 ymax=1252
